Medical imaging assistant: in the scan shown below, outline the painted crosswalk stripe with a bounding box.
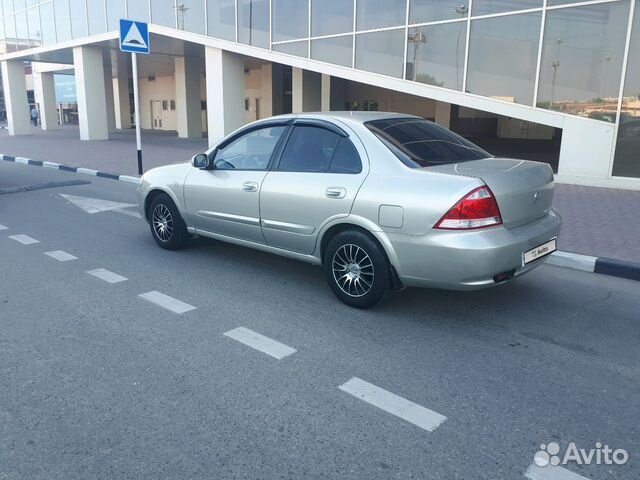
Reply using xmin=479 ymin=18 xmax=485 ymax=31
xmin=139 ymin=291 xmax=196 ymax=314
xmin=87 ymin=268 xmax=128 ymax=284
xmin=9 ymin=234 xmax=39 ymax=245
xmin=525 ymin=463 xmax=590 ymax=480
xmin=45 ymin=250 xmax=78 ymax=262
xmin=338 ymin=377 xmax=447 ymax=432
xmin=224 ymin=327 xmax=297 ymax=359
xmin=0 ymin=224 xmax=7 ymax=231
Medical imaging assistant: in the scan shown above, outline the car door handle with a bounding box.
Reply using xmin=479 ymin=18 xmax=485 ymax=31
xmin=242 ymin=181 xmax=259 ymax=192
xmin=325 ymin=187 xmax=346 ymax=199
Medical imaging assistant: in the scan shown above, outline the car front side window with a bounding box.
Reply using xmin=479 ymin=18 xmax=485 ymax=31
xmin=213 ymin=126 xmax=286 ymax=170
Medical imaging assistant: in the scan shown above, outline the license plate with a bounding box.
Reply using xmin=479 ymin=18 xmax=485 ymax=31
xmin=523 ymin=238 xmax=557 ymax=265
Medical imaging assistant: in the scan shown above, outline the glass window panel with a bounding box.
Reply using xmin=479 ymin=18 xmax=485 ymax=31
xmin=238 ymin=0 xmax=269 ymax=48
xmin=178 ymin=0 xmax=205 ymax=33
xmin=69 ymin=0 xmax=87 ymax=38
xmin=2 ymin=0 xmax=15 ymax=16
xmin=537 ymin=2 xmax=629 ymax=118
xmin=273 ymin=0 xmax=307 ymax=42
xmin=107 ymin=0 xmax=126 ymax=31
xmin=311 ymin=35 xmax=353 ymax=67
xmin=87 ymin=0 xmax=106 ymax=35
xmin=472 ymin=0 xmax=542 ymax=16
xmin=355 ymin=29 xmax=405 ymax=78
xmin=207 ymin=0 xmax=235 ymax=40
xmin=213 ymin=126 xmax=287 ymax=170
xmin=273 ymin=40 xmax=308 ymax=58
xmin=410 ymin=0 xmax=469 ymax=24
xmin=127 ymin=0 xmax=149 ymax=22
xmin=613 ymin=4 xmax=640 ymax=178
xmin=14 ymin=0 xmax=26 ymax=11
xmin=467 ymin=12 xmax=541 ymax=105
xmin=356 ymin=0 xmax=406 ymax=31
xmin=150 ymin=0 xmax=175 ymax=28
xmin=311 ymin=0 xmax=353 ymax=37
xmin=0 ymin=14 xmax=4 ymax=48
xmin=26 ymin=6 xmax=40 ymax=46
xmin=53 ymin=0 xmax=71 ymax=41
xmin=3 ymin=15 xmax=17 ymax=51
xmin=15 ymin=10 xmax=27 ymax=47
xmin=408 ymin=22 xmax=466 ymax=90
xmin=39 ymin=2 xmax=56 ymax=45
xmin=278 ymin=126 xmax=341 ymax=172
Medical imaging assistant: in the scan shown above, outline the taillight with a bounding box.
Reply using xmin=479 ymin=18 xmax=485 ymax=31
xmin=435 ymin=186 xmax=502 ymax=230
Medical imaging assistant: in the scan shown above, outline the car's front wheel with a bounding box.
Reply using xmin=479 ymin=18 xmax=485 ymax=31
xmin=323 ymin=230 xmax=391 ymax=309
xmin=148 ymin=193 xmax=189 ymax=250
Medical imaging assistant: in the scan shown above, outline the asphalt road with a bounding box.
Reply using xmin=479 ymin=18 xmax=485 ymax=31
xmin=1 ymin=161 xmax=638 ymax=480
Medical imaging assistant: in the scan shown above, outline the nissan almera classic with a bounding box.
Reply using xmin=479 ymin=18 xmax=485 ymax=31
xmin=137 ymin=112 xmax=561 ymax=309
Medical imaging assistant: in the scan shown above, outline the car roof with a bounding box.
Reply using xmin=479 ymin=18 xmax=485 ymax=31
xmin=271 ymin=111 xmax=422 ymax=125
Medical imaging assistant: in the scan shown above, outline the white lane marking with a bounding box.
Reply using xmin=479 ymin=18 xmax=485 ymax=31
xmin=525 ymin=463 xmax=590 ymax=480
xmin=139 ymin=291 xmax=196 ymax=314
xmin=115 ymin=208 xmax=143 ymax=219
xmin=224 ymin=327 xmax=297 ymax=359
xmin=45 ymin=250 xmax=78 ymax=262
xmin=9 ymin=234 xmax=40 ymax=245
xmin=546 ymin=251 xmax=597 ymax=273
xmin=339 ymin=377 xmax=447 ymax=432
xmin=59 ymin=193 xmax=138 ymax=214
xmin=77 ymin=168 xmax=98 ymax=176
xmin=0 ymin=224 xmax=7 ymax=230
xmin=87 ymin=268 xmax=128 ymax=284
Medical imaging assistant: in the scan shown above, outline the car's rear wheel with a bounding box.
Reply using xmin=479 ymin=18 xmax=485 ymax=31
xmin=323 ymin=230 xmax=391 ymax=309
xmin=148 ymin=193 xmax=189 ymax=250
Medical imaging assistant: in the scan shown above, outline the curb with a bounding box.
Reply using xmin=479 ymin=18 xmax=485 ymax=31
xmin=546 ymin=251 xmax=640 ymax=282
xmin=3 ymin=151 xmax=639 ymax=283
xmin=0 ymin=153 xmax=140 ymax=184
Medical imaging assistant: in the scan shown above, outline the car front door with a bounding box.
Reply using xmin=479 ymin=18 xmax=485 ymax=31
xmin=259 ymin=121 xmax=368 ymax=254
xmin=183 ymin=124 xmax=288 ymax=244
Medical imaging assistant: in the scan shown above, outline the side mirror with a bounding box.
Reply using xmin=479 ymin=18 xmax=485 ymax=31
xmin=191 ymin=153 xmax=209 ymax=169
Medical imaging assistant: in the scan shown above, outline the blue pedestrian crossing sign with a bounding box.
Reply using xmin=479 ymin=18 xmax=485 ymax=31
xmin=119 ymin=19 xmax=150 ymax=54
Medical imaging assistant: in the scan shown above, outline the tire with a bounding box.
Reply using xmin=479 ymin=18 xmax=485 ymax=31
xmin=323 ymin=230 xmax=391 ymax=309
xmin=148 ymin=193 xmax=189 ymax=250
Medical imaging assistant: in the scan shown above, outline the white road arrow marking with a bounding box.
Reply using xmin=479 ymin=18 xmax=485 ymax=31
xmin=59 ymin=193 xmax=140 ymax=217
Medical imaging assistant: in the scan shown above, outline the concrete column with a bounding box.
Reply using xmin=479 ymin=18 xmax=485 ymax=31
xmin=260 ymin=63 xmax=273 ymax=119
xmin=435 ymin=101 xmax=451 ymax=129
xmin=175 ymin=55 xmax=203 ymax=138
xmin=205 ymin=46 xmax=245 ymax=146
xmin=103 ymin=51 xmax=117 ymax=134
xmin=113 ymin=54 xmax=131 ymax=130
xmin=1 ymin=60 xmax=31 ymax=135
xmin=292 ymin=67 xmax=321 ymax=113
xmin=34 ymin=71 xmax=58 ymax=130
xmin=321 ymin=74 xmax=331 ymax=112
xmin=73 ymin=46 xmax=109 ymax=140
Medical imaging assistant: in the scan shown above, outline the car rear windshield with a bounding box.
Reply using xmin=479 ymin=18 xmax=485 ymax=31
xmin=365 ymin=118 xmax=492 ymax=168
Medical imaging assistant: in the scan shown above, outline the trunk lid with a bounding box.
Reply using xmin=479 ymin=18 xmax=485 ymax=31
xmin=425 ymin=158 xmax=554 ymax=228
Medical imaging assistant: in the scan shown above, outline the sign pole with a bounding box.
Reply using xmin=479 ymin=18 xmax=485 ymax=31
xmin=131 ymin=52 xmax=143 ymax=175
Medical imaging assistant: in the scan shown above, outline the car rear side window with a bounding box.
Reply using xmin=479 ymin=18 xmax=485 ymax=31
xmin=365 ymin=118 xmax=491 ymax=167
xmin=277 ymin=126 xmax=361 ymax=174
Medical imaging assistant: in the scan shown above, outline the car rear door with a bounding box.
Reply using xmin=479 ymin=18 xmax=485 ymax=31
xmin=183 ymin=123 xmax=288 ymax=243
xmin=259 ymin=120 xmax=368 ymax=255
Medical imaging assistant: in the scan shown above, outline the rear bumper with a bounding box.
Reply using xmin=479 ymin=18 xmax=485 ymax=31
xmin=388 ymin=209 xmax=562 ymax=290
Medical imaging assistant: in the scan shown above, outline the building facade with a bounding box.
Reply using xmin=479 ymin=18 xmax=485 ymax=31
xmin=1 ymin=0 xmax=639 ymax=187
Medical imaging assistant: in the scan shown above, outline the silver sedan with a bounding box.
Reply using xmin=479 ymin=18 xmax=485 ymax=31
xmin=137 ymin=112 xmax=561 ymax=308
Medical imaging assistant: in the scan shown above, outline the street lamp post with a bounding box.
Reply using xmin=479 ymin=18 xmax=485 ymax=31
xmin=175 ymin=3 xmax=190 ymax=30
xmin=407 ymin=30 xmax=427 ymax=82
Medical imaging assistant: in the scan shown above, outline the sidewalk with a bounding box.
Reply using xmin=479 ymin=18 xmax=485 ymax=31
xmin=2 ymin=126 xmax=639 ymax=265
